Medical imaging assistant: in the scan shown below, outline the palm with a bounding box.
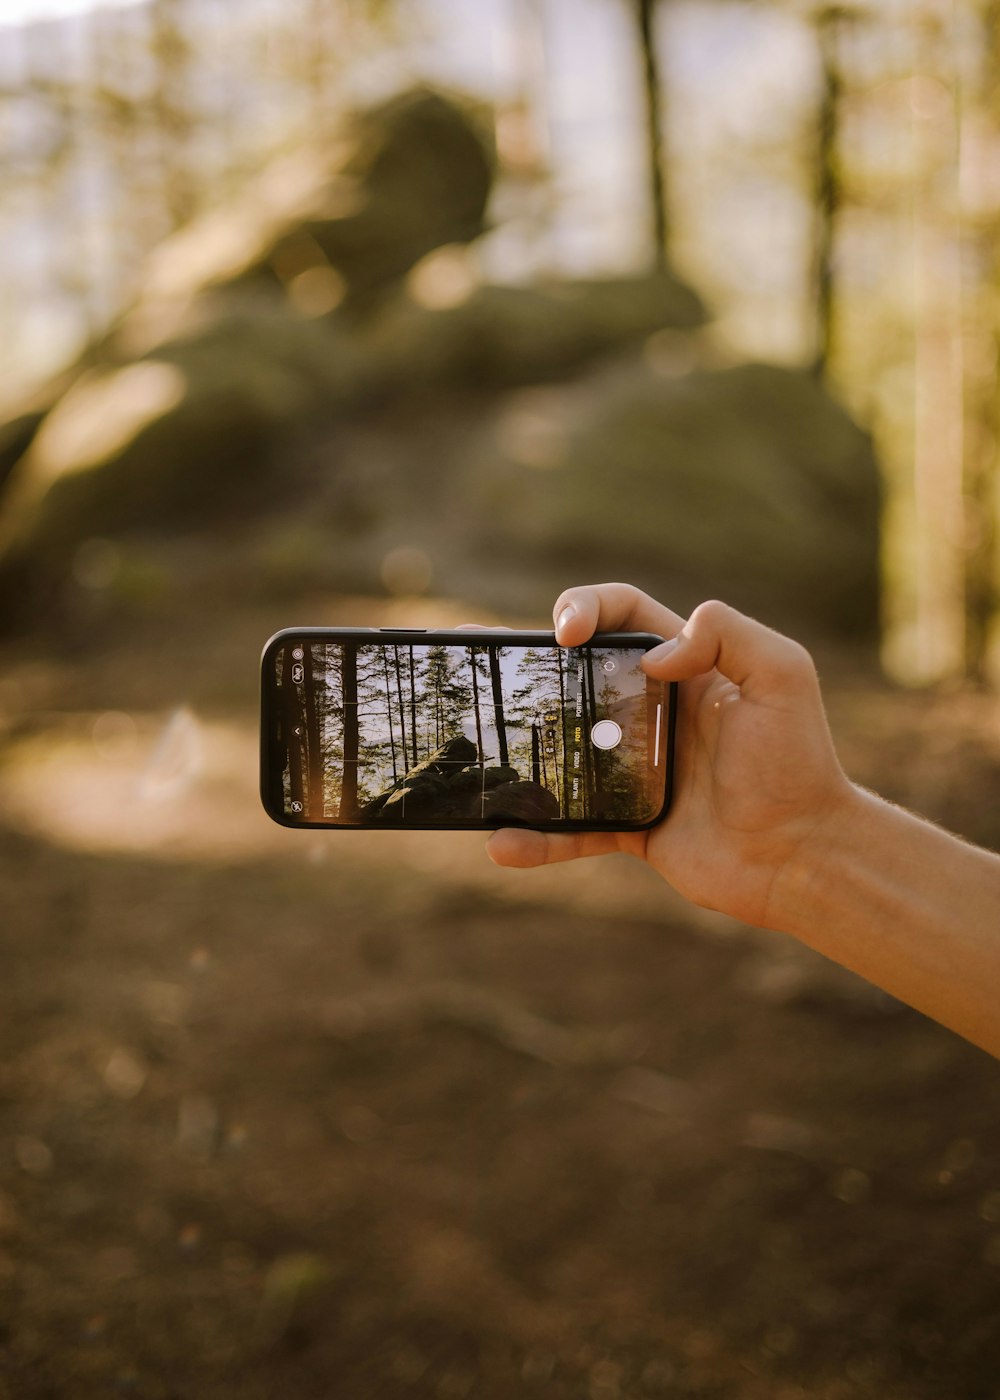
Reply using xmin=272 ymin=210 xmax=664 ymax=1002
xmin=637 ymin=669 xmax=843 ymax=927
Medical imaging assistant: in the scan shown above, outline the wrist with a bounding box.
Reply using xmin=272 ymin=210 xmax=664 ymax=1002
xmin=763 ymin=780 xmax=880 ymax=942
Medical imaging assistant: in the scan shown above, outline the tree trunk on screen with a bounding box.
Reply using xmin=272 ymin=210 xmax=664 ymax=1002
xmin=558 ymin=647 xmax=572 ymax=813
xmin=584 ymin=652 xmax=602 ymax=813
xmin=302 ymin=644 xmax=324 ymax=819
xmin=381 ymin=649 xmax=398 ymax=782
xmin=339 ymin=645 xmax=360 ymax=821
xmin=489 ymin=646 xmax=509 ymax=767
xmin=393 ymin=644 xmax=409 ymax=776
xmin=408 ymin=646 xmax=418 ymax=769
xmin=470 ymin=647 xmax=485 ymax=766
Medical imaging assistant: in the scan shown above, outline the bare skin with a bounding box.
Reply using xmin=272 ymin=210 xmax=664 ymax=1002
xmin=486 ymin=583 xmax=1000 ymax=1060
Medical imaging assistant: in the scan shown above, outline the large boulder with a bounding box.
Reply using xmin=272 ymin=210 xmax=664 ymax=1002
xmin=452 ymin=359 xmax=881 ymax=636
xmin=0 ymin=72 xmax=715 ymax=626
xmin=0 ymin=84 xmax=495 ymax=491
xmin=0 ymin=304 xmax=362 ymax=570
xmin=357 ymin=274 xmax=706 ymax=395
xmin=241 ymin=350 xmax=879 ymax=640
xmin=117 ymin=86 xmax=496 ymax=347
xmin=0 ymin=273 xmax=709 ymax=619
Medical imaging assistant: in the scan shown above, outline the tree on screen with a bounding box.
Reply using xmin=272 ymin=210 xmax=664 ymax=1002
xmin=581 ymin=649 xmax=601 ymax=815
xmin=408 ymin=646 xmax=419 ymax=768
xmin=301 ymin=642 xmax=325 ymax=820
xmin=392 ymin=643 xmax=409 ymax=777
xmin=352 ymin=644 xmax=416 ymax=798
xmin=488 ymin=645 xmax=510 ymax=767
xmin=378 ymin=646 xmax=401 ymax=783
xmin=337 ymin=644 xmax=360 ymax=820
xmin=468 ymin=645 xmax=486 ymax=768
xmin=510 ymin=646 xmax=567 ymax=805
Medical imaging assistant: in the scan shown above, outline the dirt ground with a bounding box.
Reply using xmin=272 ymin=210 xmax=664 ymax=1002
xmin=1 ymin=591 xmax=999 ymax=1400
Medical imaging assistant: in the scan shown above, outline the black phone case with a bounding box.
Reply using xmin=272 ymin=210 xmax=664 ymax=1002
xmin=260 ymin=627 xmax=677 ymax=832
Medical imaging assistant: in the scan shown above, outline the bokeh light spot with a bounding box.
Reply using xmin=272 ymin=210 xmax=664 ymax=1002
xmin=407 ymin=244 xmax=480 ymax=310
xmin=103 ymin=1047 xmax=148 ymax=1100
xmin=381 ymin=545 xmax=433 ymax=596
xmin=288 ymin=264 xmax=345 ymax=316
xmin=496 ymin=392 xmax=568 ymax=469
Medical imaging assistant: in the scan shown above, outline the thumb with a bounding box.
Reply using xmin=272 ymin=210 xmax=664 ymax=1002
xmin=642 ymin=600 xmax=816 ymax=699
xmin=487 ymin=828 xmax=621 ymax=869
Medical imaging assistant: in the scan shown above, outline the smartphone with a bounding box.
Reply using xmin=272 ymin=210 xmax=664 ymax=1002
xmin=260 ymin=628 xmax=677 ymax=831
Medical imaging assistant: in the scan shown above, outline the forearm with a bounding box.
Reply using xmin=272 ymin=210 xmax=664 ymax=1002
xmin=769 ymin=786 xmax=1000 ymax=1058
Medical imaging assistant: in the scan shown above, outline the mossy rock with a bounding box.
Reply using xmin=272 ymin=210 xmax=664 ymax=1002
xmin=289 ymin=86 xmax=496 ymax=305
xmin=460 ymin=361 xmax=880 ymax=636
xmin=0 ymin=302 xmax=360 ymax=569
xmin=0 ymin=269 xmax=706 ymax=582
xmin=359 ymin=275 xmax=706 ymax=395
xmin=121 ymin=85 xmax=495 ymax=334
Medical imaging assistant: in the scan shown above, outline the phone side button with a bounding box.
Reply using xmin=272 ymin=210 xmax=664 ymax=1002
xmin=378 ymin=627 xmax=427 ymax=632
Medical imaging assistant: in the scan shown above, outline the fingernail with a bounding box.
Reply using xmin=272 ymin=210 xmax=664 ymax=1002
xmin=556 ymin=604 xmax=577 ymax=633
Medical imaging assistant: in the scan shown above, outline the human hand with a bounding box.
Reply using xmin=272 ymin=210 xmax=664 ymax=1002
xmin=487 ymin=582 xmax=858 ymax=930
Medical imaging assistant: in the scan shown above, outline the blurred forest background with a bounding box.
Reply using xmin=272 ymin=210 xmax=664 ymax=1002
xmin=1 ymin=1 xmax=1000 ymax=1398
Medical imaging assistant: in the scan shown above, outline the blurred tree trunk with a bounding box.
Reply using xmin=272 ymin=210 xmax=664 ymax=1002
xmin=812 ymin=6 xmax=844 ymax=378
xmin=306 ymin=0 xmax=339 ymax=137
xmin=20 ymin=19 xmax=101 ymax=339
xmin=93 ymin=6 xmax=169 ymax=321
xmin=910 ymin=3 xmax=966 ymax=683
xmin=150 ymin=0 xmax=195 ymax=229
xmin=635 ymin=0 xmax=669 ymax=270
xmin=963 ymin=0 xmax=1000 ymax=682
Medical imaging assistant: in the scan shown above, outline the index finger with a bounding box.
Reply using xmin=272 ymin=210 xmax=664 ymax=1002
xmin=553 ymin=583 xmax=686 ymax=647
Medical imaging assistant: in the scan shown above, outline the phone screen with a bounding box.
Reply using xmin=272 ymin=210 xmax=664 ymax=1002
xmin=261 ymin=633 xmax=674 ymax=829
